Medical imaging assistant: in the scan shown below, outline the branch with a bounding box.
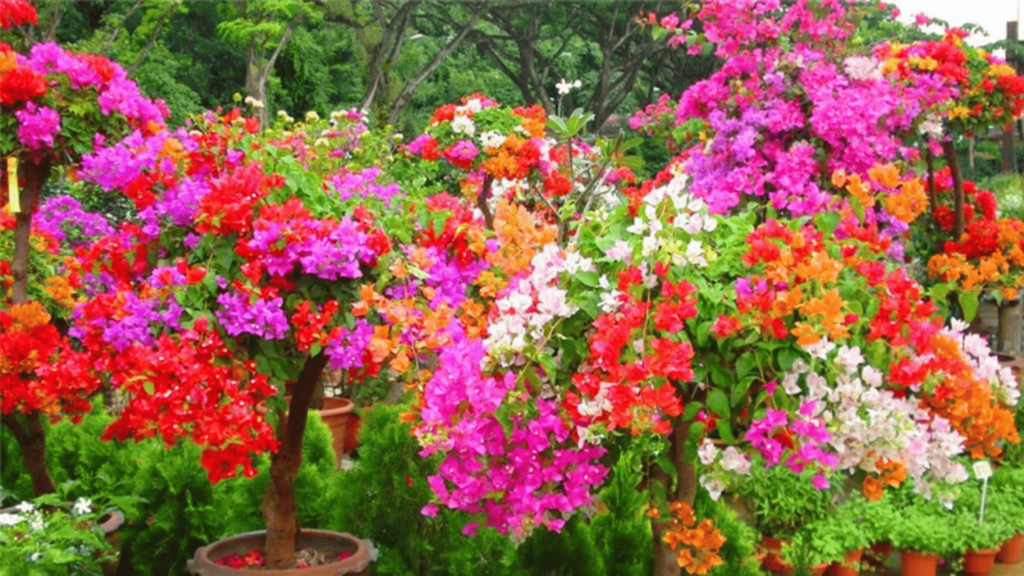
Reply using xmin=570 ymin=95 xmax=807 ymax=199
xmin=388 ymin=5 xmax=485 ymax=124
xmin=261 ymin=11 xmax=302 ymax=83
xmin=44 ymin=2 xmax=63 ymax=42
xmin=126 ymin=5 xmax=178 ymax=75
xmin=104 ymin=0 xmax=146 ymax=54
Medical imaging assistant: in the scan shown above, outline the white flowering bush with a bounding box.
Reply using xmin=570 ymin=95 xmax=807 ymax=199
xmin=0 ymin=495 xmax=115 ymax=575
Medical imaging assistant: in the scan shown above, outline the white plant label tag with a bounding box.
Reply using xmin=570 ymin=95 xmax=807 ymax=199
xmin=973 ymin=461 xmax=993 ymax=480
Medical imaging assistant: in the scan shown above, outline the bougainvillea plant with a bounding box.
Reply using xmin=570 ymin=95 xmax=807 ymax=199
xmin=73 ymin=106 xmax=419 ymax=568
xmin=0 ymin=5 xmax=167 ymax=496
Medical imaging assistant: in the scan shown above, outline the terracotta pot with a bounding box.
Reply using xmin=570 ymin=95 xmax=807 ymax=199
xmin=998 ymin=533 xmax=1024 ymax=564
xmin=187 ymin=530 xmax=370 ymax=575
xmin=899 ymin=550 xmax=939 ymax=576
xmin=963 ymin=548 xmax=999 ymax=576
xmin=810 ymin=563 xmax=829 ymax=576
xmin=864 ymin=541 xmax=892 ymax=571
xmin=257 ymin=397 xmax=356 ymax=462
xmin=98 ymin=510 xmax=125 ymax=576
xmin=826 ymin=548 xmax=863 ymax=576
xmin=760 ymin=536 xmax=793 ymax=575
xmin=341 ymin=413 xmax=361 ymax=454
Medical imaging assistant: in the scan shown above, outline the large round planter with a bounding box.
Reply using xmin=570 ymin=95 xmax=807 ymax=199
xmin=760 ymin=536 xmax=792 ymax=575
xmin=187 ymin=530 xmax=370 ymax=576
xmin=826 ymin=548 xmax=863 ymax=576
xmin=98 ymin=510 xmax=125 ymax=576
xmin=341 ymin=412 xmax=361 ymax=454
xmin=963 ymin=548 xmax=999 ymax=576
xmin=899 ymin=550 xmax=939 ymax=576
xmin=864 ymin=541 xmax=892 ymax=571
xmin=257 ymin=397 xmax=356 ymax=462
xmin=998 ymin=533 xmax=1024 ymax=564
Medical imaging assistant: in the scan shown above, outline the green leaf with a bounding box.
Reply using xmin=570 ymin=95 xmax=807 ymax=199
xmin=682 ymin=402 xmax=701 ymax=421
xmin=959 ymin=290 xmax=980 ymax=322
xmin=654 ymin=453 xmax=678 ymax=491
xmin=736 ymin=351 xmax=756 ymax=379
xmin=143 ymin=381 xmax=155 ymax=396
xmin=707 ymin=389 xmax=730 ymax=419
xmin=731 ymin=376 xmax=754 ymax=407
xmin=577 ymin=271 xmax=600 ymax=287
xmin=717 ymin=420 xmax=735 ymax=443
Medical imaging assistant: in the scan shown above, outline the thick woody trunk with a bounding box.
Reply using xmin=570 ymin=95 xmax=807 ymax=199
xmin=925 ymin=148 xmax=937 ymax=217
xmin=11 ymin=158 xmax=52 ymax=305
xmin=650 ymin=418 xmax=698 ymax=576
xmin=942 ymin=141 xmax=966 ymax=240
xmin=3 ymin=413 xmax=57 ymax=495
xmin=7 ymin=158 xmax=57 ymax=497
xmin=244 ymin=45 xmax=269 ymax=130
xmin=262 ymin=353 xmax=329 ymax=569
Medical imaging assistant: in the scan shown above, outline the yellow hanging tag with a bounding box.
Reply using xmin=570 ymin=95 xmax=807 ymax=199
xmin=6 ymin=157 xmax=19 ymax=214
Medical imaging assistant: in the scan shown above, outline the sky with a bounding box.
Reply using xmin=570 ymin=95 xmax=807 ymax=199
xmin=889 ymin=0 xmax=1020 ymax=57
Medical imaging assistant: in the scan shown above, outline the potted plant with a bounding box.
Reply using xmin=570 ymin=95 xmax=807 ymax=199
xmin=801 ymin=502 xmax=870 ymax=576
xmin=732 ymin=466 xmax=835 ymax=574
xmin=951 ymin=511 xmax=1013 ymax=576
xmin=0 ymin=5 xmax=166 ymax=499
xmin=0 ymin=485 xmax=137 ymax=576
xmin=72 ymin=105 xmax=402 ymax=572
xmin=851 ymin=493 xmax=899 ymax=571
xmin=889 ymin=504 xmax=953 ymax=576
xmin=991 ymin=466 xmax=1024 ymax=563
xmin=781 ymin=532 xmax=833 ymax=576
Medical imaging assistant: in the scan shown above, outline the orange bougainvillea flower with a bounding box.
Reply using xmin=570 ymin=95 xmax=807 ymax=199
xmin=661 ymin=501 xmax=726 ymax=576
xmin=845 ymin=174 xmax=875 ymax=209
xmin=867 ymin=163 xmax=901 ymax=190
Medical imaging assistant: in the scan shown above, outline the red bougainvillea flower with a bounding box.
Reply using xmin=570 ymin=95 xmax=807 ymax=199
xmin=0 ymin=66 xmax=47 ymax=106
xmin=0 ymin=0 xmax=38 ymax=30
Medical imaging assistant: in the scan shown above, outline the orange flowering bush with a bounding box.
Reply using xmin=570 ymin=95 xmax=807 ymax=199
xmin=928 ymin=218 xmax=1024 ymax=300
xmin=660 ymin=501 xmax=726 ymax=575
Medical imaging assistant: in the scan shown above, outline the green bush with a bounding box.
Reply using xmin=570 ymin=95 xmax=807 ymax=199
xmin=694 ymin=489 xmax=763 ymax=576
xmin=983 ymin=173 xmax=1024 ymax=220
xmin=326 ymin=403 xmax=519 ymax=576
xmin=212 ymin=411 xmax=338 ymax=536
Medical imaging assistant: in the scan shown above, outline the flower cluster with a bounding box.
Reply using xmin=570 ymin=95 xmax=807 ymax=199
xmin=417 ymin=334 xmax=608 ymax=538
xmin=0 ymin=42 xmax=166 ymax=160
xmin=658 ymin=501 xmax=726 ymax=575
xmin=69 ymin=108 xmax=404 ymax=482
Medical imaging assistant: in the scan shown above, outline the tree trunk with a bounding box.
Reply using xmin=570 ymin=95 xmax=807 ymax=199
xmin=244 ymin=44 xmax=270 ymax=130
xmin=3 ymin=413 xmax=57 ymax=495
xmin=925 ymin=147 xmax=937 ymax=217
xmin=650 ymin=417 xmax=698 ymax=576
xmin=11 ymin=158 xmax=52 ymax=305
xmin=476 ymin=175 xmax=495 ymax=230
xmin=262 ymin=353 xmax=329 ymax=569
xmin=942 ymin=140 xmax=965 ymax=240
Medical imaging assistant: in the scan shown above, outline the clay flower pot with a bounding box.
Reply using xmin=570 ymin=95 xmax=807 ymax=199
xmin=864 ymin=541 xmax=892 ymax=571
xmin=998 ymin=533 xmax=1024 ymax=564
xmin=899 ymin=550 xmax=939 ymax=576
xmin=760 ymin=536 xmax=792 ymax=575
xmin=187 ymin=530 xmax=370 ymax=575
xmin=963 ymin=548 xmax=999 ymax=576
xmin=257 ymin=397 xmax=356 ymax=462
xmin=826 ymin=548 xmax=863 ymax=576
xmin=98 ymin=510 xmax=125 ymax=576
xmin=810 ymin=563 xmax=829 ymax=576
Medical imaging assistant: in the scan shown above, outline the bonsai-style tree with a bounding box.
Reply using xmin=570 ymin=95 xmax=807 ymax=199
xmin=73 ymin=106 xmax=417 ymax=568
xmin=0 ymin=4 xmax=166 ymax=496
